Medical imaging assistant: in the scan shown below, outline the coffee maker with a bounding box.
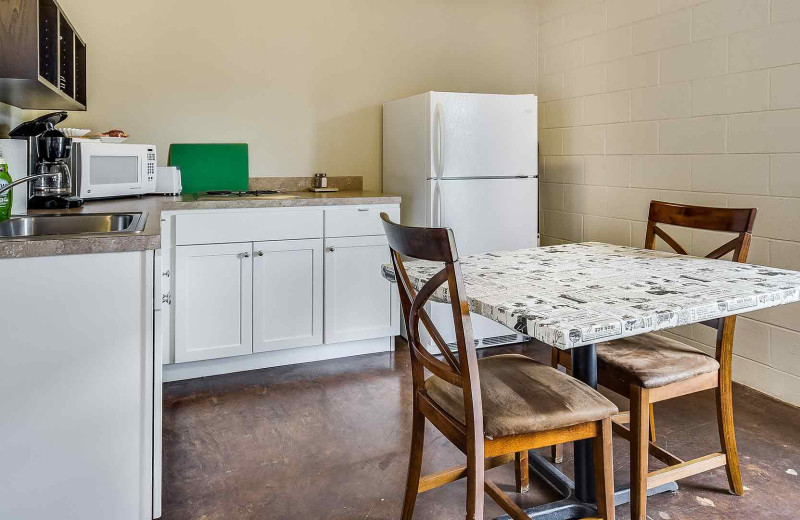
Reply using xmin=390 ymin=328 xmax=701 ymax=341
xmin=9 ymin=112 xmax=83 ymax=209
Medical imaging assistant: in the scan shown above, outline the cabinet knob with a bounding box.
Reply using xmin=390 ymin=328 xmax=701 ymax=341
xmin=241 ymin=252 xmax=251 ymax=259
xmin=327 ymin=247 xmax=336 ymax=252
xmin=256 ymin=251 xmax=264 ymax=257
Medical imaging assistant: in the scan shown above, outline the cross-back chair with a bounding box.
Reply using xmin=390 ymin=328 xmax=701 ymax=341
xmin=551 ymin=201 xmax=758 ymax=520
xmin=381 ymin=213 xmax=618 ymax=520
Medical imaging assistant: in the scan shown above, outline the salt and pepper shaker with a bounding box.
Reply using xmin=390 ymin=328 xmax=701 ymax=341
xmin=314 ymin=173 xmax=328 ymax=189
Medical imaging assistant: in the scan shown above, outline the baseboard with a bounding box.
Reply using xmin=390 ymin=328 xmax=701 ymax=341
xmin=163 ymin=337 xmax=393 ymax=382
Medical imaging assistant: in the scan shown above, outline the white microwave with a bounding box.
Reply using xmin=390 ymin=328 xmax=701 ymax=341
xmin=70 ymin=142 xmax=157 ymax=199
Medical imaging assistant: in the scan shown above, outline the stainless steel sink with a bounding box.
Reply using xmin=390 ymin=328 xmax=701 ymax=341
xmin=0 ymin=212 xmax=148 ymax=238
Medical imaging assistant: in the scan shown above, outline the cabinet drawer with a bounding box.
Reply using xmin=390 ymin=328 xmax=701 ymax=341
xmin=175 ymin=209 xmax=323 ymax=245
xmin=325 ymin=205 xmax=400 ymax=238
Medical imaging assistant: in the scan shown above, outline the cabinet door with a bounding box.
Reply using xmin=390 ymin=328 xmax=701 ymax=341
xmin=175 ymin=243 xmax=253 ymax=363
xmin=324 ymin=235 xmax=400 ymax=344
xmin=253 ymin=239 xmax=323 ymax=353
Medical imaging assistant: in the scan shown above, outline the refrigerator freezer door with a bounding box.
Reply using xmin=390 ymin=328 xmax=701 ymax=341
xmin=436 ymin=177 xmax=538 ymax=256
xmin=430 ymin=92 xmax=538 ymax=179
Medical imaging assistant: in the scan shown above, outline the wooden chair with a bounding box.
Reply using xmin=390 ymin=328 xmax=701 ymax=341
xmin=381 ymin=213 xmax=618 ymax=520
xmin=551 ymin=201 xmax=758 ymax=520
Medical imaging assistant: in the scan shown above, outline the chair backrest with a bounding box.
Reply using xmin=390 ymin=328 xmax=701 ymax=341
xmin=645 ymin=201 xmax=758 ymax=364
xmin=645 ymin=201 xmax=757 ymax=263
xmin=380 ymin=213 xmax=483 ymax=429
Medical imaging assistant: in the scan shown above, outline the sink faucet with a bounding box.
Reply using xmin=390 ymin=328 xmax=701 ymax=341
xmin=0 ymin=172 xmax=60 ymax=196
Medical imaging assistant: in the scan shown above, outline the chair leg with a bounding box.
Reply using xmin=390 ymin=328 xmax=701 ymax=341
xmin=465 ymin=446 xmax=485 ymax=520
xmin=551 ymin=442 xmax=563 ymax=464
xmin=402 ymin=406 xmax=425 ymax=520
xmin=649 ymin=403 xmax=657 ymax=442
xmin=717 ymin=375 xmax=744 ymax=495
xmin=550 ymin=439 xmax=563 ymax=463
xmin=514 ymin=451 xmax=529 ymax=493
xmin=550 ymin=348 xmax=564 ymax=464
xmin=593 ymin=418 xmax=616 ymax=520
xmin=630 ymin=386 xmax=650 ymax=520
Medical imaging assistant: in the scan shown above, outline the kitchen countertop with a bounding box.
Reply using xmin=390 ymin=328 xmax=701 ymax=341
xmin=161 ymin=190 xmax=400 ymax=209
xmin=0 ymin=191 xmax=400 ymax=259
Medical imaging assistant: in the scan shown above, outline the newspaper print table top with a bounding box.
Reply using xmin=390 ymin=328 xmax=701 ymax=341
xmin=383 ymin=242 xmax=800 ymax=350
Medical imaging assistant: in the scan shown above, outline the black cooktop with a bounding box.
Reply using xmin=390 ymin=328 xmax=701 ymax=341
xmin=201 ymin=190 xmax=279 ymax=197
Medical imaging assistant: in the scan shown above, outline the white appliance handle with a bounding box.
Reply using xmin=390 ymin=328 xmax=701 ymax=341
xmin=433 ymin=102 xmax=444 ymax=178
xmin=431 ymin=180 xmax=442 ymax=227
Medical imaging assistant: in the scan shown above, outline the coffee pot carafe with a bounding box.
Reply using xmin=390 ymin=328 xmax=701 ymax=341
xmin=33 ymin=160 xmax=72 ymax=196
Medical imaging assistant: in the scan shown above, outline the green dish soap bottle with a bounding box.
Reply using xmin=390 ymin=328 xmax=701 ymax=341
xmin=0 ymin=150 xmax=12 ymax=222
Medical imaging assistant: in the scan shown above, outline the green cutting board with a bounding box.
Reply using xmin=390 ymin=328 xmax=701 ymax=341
xmin=168 ymin=143 xmax=249 ymax=194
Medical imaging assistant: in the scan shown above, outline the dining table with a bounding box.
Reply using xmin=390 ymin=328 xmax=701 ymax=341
xmin=383 ymin=241 xmax=800 ymax=520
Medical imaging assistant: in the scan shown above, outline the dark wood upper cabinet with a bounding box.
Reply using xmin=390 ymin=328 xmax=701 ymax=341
xmin=0 ymin=0 xmax=86 ymax=110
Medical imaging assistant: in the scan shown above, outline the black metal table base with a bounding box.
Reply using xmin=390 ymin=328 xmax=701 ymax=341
xmin=494 ymin=451 xmax=679 ymax=520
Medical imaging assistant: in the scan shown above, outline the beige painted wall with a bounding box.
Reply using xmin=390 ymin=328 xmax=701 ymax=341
xmin=35 ymin=0 xmax=537 ymax=191
xmin=537 ymin=0 xmax=800 ymax=405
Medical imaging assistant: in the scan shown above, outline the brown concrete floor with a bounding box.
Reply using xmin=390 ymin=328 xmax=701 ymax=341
xmin=162 ymin=340 xmax=800 ymax=519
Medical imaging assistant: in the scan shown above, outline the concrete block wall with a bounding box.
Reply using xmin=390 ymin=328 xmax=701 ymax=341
xmin=537 ymin=0 xmax=800 ymax=405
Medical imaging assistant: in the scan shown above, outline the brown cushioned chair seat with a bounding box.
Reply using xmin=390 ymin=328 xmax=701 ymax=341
xmin=596 ymin=333 xmax=720 ymax=389
xmin=425 ymin=354 xmax=618 ymax=439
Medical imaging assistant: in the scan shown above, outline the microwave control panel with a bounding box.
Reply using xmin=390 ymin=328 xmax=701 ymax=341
xmin=146 ymin=148 xmax=157 ymax=186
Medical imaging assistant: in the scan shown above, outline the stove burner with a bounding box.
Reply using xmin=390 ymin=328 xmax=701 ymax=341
xmin=246 ymin=190 xmax=279 ymax=196
xmin=200 ymin=190 xmax=280 ymax=197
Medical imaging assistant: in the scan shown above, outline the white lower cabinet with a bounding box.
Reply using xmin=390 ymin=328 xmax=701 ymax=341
xmin=174 ymin=239 xmax=325 ymax=362
xmin=253 ymin=238 xmax=323 ymax=352
xmin=324 ymin=235 xmax=399 ymax=344
xmin=0 ymin=251 xmax=156 ymax=520
xmin=175 ymin=242 xmax=254 ymax=363
xmin=163 ymin=204 xmax=401 ymax=377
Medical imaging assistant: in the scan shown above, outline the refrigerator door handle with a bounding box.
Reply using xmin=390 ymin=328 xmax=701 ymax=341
xmin=437 ymin=179 xmax=444 ymax=227
xmin=433 ymin=102 xmax=444 ymax=178
xmin=431 ymin=180 xmax=442 ymax=227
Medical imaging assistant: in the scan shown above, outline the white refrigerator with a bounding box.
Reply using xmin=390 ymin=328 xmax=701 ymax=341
xmin=383 ymin=91 xmax=539 ymax=350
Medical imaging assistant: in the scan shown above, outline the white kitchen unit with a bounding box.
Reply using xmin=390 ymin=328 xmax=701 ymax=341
xmin=0 ymin=250 xmax=159 ymax=520
xmin=160 ymin=204 xmax=401 ymax=381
